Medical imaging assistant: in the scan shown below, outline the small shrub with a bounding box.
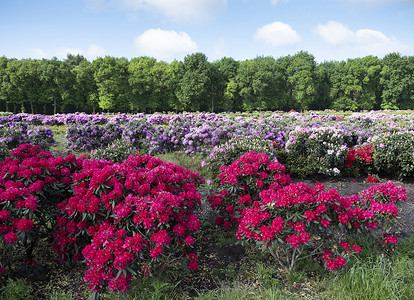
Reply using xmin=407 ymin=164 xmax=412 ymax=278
xmin=211 ymin=151 xmax=407 ymax=273
xmin=0 ymin=278 xmax=33 ymax=300
xmin=206 ymin=137 xmax=279 ymax=187
xmin=91 ymin=139 xmax=139 ymax=163
xmin=372 ymin=132 xmax=414 ymax=179
xmin=208 ymin=151 xmax=291 ymax=229
xmin=285 ymin=127 xmax=348 ymax=178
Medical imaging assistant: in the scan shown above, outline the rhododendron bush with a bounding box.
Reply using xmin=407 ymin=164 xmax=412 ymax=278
xmin=208 ymin=151 xmax=291 ymax=229
xmin=0 ymin=144 xmax=204 ymax=296
xmin=54 ymin=154 xmax=204 ymax=293
xmin=0 ymin=144 xmax=83 ymax=268
xmin=210 ymin=151 xmax=407 ymax=272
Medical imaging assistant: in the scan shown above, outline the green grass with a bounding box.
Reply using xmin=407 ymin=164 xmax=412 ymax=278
xmin=156 ymin=151 xmax=210 ymax=179
xmin=320 ymin=255 xmax=414 ymax=300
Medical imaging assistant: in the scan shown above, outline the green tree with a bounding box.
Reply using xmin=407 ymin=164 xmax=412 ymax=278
xmin=39 ymin=58 xmax=75 ymax=114
xmin=93 ymin=56 xmax=130 ymax=112
xmin=285 ymin=51 xmax=317 ymax=111
xmin=0 ymin=56 xmax=10 ymax=111
xmin=65 ymin=53 xmax=87 ymax=69
xmin=380 ymin=53 xmax=413 ymax=110
xmin=217 ymin=57 xmax=239 ymax=111
xmin=73 ymin=60 xmax=99 ymax=113
xmin=312 ymin=61 xmax=336 ymax=110
xmin=7 ymin=59 xmax=42 ymax=113
xmin=331 ymin=56 xmax=382 ymax=111
xmin=176 ymin=52 xmax=212 ymax=111
xmin=237 ymin=56 xmax=284 ymax=111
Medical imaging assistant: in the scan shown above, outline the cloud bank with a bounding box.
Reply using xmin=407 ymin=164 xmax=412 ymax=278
xmin=134 ymin=29 xmax=198 ymax=61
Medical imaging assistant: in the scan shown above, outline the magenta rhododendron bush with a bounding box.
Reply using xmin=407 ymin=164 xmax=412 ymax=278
xmin=0 ymin=144 xmax=204 ymax=294
xmin=210 ymin=151 xmax=407 ymax=272
xmin=0 ymin=144 xmax=83 ymax=258
xmin=54 ymin=154 xmax=204 ymax=292
xmin=208 ymin=151 xmax=291 ymax=229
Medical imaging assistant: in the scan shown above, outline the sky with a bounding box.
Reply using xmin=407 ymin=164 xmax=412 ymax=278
xmin=1 ymin=0 xmax=414 ymax=63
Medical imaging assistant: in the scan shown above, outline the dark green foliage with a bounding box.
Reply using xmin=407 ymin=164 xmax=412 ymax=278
xmin=90 ymin=139 xmax=139 ymax=163
xmin=1 ymin=52 xmax=414 ymax=114
xmin=373 ymin=132 xmax=414 ymax=179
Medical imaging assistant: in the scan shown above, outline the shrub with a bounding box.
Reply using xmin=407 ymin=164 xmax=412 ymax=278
xmin=54 ymin=154 xmax=204 ymax=294
xmin=372 ymin=132 xmax=414 ymax=179
xmin=343 ymin=143 xmax=374 ymax=176
xmin=205 ymin=137 xmax=281 ymax=187
xmin=65 ymin=123 xmax=123 ymax=152
xmin=0 ymin=124 xmax=55 ymax=160
xmin=121 ymin=119 xmax=155 ymax=151
xmin=285 ymin=127 xmax=351 ymax=178
xmin=208 ymin=151 xmax=291 ymax=229
xmin=91 ymin=139 xmax=139 ymax=163
xmin=236 ymin=179 xmax=406 ymax=272
xmin=210 ymin=151 xmax=407 ymax=272
xmin=0 ymin=144 xmax=83 ymax=267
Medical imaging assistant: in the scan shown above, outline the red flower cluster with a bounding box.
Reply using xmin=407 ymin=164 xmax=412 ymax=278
xmin=367 ymin=174 xmax=379 ymax=183
xmin=209 ymin=151 xmax=291 ymax=228
xmin=54 ymin=154 xmax=204 ymax=292
xmin=0 ymin=144 xmax=83 ymax=249
xmin=215 ymin=151 xmax=406 ymax=271
xmin=345 ymin=144 xmax=374 ymax=168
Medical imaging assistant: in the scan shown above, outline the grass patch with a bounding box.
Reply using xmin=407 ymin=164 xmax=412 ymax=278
xmin=156 ymin=151 xmax=209 ymax=178
xmin=320 ymin=255 xmax=414 ymax=300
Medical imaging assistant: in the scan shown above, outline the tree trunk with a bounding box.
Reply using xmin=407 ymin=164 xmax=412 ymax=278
xmin=53 ymin=98 xmax=57 ymax=115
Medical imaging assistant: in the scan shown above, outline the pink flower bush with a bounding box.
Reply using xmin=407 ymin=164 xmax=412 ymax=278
xmin=54 ymin=154 xmax=204 ymax=293
xmin=208 ymin=151 xmax=291 ymax=229
xmin=0 ymin=144 xmax=83 ymax=262
xmin=211 ymin=151 xmax=407 ymax=272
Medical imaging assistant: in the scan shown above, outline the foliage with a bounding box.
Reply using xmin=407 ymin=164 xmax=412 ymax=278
xmin=2 ymin=52 xmax=414 ymax=114
xmin=0 ymin=278 xmax=33 ymax=300
xmin=372 ymin=132 xmax=414 ymax=179
xmin=205 ymin=137 xmax=281 ymax=187
xmin=90 ymin=139 xmax=139 ymax=163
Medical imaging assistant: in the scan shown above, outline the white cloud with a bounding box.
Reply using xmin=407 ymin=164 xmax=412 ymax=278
xmin=56 ymin=47 xmax=83 ymax=58
xmin=314 ymin=21 xmax=410 ymax=57
xmin=30 ymin=48 xmax=49 ymax=59
xmin=32 ymin=44 xmax=106 ymax=60
xmin=314 ymin=21 xmax=355 ymax=45
xmin=134 ymin=29 xmax=198 ymax=61
xmin=110 ymin=0 xmax=227 ymax=23
xmin=254 ymin=21 xmax=301 ymax=47
xmin=86 ymin=44 xmax=106 ymax=58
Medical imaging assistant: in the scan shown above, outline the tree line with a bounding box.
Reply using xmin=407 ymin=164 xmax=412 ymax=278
xmin=0 ymin=51 xmax=413 ymax=114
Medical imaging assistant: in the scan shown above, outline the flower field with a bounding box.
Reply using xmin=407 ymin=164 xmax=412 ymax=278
xmin=1 ymin=111 xmax=414 ymax=299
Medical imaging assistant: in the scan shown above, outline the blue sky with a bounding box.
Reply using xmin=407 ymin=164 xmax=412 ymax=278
xmin=1 ymin=0 xmax=413 ymax=63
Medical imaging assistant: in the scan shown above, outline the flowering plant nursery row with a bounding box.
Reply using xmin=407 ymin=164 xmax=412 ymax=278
xmin=3 ymin=110 xmax=413 ymax=179
xmin=0 ymin=143 xmax=407 ymax=297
